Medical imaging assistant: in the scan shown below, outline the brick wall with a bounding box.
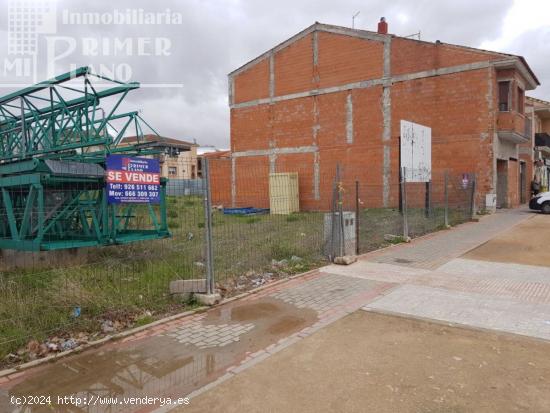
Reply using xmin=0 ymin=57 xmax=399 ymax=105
xmin=317 ymin=32 xmax=383 ymax=88
xmin=391 ymin=38 xmax=501 ymax=76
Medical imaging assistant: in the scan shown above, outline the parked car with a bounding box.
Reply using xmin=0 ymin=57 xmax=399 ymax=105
xmin=529 ymin=191 xmax=550 ymax=214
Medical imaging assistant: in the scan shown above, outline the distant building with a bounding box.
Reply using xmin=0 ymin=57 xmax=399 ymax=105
xmin=196 ymin=146 xmax=230 ymax=178
xmin=120 ymin=135 xmax=199 ymax=179
xmin=527 ymin=97 xmax=550 ymax=192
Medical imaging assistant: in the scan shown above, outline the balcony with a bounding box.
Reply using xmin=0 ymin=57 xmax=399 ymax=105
xmin=535 ymin=133 xmax=550 ymax=156
xmin=497 ymin=111 xmax=529 ymax=144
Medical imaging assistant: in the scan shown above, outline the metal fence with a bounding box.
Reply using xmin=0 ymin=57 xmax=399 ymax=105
xmin=0 ymin=157 xmax=475 ymax=366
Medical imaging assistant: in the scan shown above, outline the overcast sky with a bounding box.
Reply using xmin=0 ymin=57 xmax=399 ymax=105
xmin=0 ymin=0 xmax=549 ymax=148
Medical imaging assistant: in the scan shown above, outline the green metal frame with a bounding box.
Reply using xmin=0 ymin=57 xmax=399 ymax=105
xmin=0 ymin=67 xmax=171 ymax=251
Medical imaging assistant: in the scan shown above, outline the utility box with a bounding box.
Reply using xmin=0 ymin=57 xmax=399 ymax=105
xmin=269 ymin=173 xmax=299 ymax=214
xmin=324 ymin=211 xmax=356 ymax=257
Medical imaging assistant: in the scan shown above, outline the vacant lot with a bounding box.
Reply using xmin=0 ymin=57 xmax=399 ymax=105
xmin=0 ymin=196 xmax=324 ymax=361
xmin=0 ymin=195 xmax=471 ymax=363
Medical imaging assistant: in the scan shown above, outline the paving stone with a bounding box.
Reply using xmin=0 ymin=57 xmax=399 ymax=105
xmin=365 ymin=284 xmax=550 ymax=341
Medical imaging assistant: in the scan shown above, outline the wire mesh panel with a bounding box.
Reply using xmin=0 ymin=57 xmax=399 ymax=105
xmin=0 ymin=158 xmax=207 ymax=364
xmin=207 ymin=157 xmax=326 ymax=294
xmin=331 ymin=166 xmax=475 ymax=255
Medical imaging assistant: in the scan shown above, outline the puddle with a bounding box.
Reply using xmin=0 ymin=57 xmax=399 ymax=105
xmin=268 ymin=316 xmax=307 ymax=335
xmin=394 ymin=258 xmax=415 ymax=264
xmin=1 ymin=297 xmax=317 ymax=412
xmin=212 ymin=301 xmax=280 ymax=322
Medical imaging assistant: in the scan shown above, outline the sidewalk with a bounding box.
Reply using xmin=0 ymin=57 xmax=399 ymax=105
xmin=334 ymin=210 xmax=550 ymax=340
xmin=369 ymin=208 xmax=530 ymax=269
xmin=0 ymin=208 xmax=540 ymax=412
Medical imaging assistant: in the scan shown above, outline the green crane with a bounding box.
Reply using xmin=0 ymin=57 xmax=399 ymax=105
xmin=0 ymin=67 xmax=170 ymax=251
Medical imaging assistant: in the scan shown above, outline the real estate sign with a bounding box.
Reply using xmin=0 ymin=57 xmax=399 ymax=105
xmin=400 ymin=120 xmax=432 ymax=182
xmin=106 ymin=155 xmax=160 ymax=204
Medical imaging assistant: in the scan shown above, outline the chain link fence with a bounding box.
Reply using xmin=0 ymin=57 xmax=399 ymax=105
xmin=0 ymin=156 xmax=476 ymax=366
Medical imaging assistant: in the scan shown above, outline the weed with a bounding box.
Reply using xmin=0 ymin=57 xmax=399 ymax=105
xmin=134 ymin=314 xmax=154 ymax=327
xmin=286 ymin=214 xmax=300 ymax=222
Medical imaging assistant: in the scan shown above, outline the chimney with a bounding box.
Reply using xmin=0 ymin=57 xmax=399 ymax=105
xmin=377 ymin=17 xmax=388 ymax=34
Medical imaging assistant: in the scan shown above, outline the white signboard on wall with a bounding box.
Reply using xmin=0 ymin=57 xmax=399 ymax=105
xmin=400 ymin=120 xmax=432 ymax=182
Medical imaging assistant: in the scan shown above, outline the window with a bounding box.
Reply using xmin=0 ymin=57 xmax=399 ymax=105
xmin=498 ymin=81 xmax=510 ymax=111
xmin=517 ymin=87 xmax=525 ymax=114
xmin=168 ymin=166 xmax=177 ymax=176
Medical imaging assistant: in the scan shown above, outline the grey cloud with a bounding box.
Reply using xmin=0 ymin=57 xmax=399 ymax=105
xmin=497 ymin=26 xmax=550 ymax=99
xmin=0 ymin=0 xmax=543 ymax=149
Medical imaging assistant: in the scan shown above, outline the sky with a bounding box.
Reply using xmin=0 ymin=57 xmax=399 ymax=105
xmin=0 ymin=0 xmax=549 ymax=148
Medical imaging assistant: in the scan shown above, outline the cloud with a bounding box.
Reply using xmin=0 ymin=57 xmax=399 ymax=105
xmin=2 ymin=0 xmax=545 ymax=149
xmin=480 ymin=0 xmax=550 ymax=98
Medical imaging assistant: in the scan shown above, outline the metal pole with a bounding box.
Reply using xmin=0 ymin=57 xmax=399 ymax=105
xmin=355 ymin=180 xmax=360 ymax=256
xmin=203 ymin=158 xmax=215 ymax=294
xmin=444 ymin=170 xmax=449 ymax=227
xmin=330 ymin=170 xmax=338 ymax=261
xmin=470 ymin=173 xmax=477 ymax=221
xmin=338 ymin=165 xmax=345 ymax=257
xmin=401 ymin=167 xmax=409 ymax=239
xmin=20 ymin=97 xmax=27 ymax=156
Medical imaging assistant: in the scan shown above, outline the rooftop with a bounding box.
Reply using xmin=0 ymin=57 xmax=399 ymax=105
xmin=229 ymin=22 xmax=539 ymax=88
xmin=121 ymin=134 xmax=198 ymax=150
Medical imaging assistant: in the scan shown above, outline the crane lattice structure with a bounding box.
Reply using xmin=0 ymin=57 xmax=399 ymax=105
xmin=0 ymin=67 xmax=170 ymax=251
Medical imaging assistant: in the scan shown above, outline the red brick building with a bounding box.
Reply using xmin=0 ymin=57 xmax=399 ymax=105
xmin=211 ymin=20 xmax=539 ymax=211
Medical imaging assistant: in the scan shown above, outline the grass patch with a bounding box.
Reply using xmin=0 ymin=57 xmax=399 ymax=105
xmin=0 ymin=198 xmax=324 ymax=361
xmin=134 ymin=314 xmax=155 ymax=327
xmin=167 ymin=209 xmax=179 ymax=218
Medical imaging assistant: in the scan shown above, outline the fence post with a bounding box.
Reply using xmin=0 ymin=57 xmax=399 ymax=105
xmin=330 ymin=169 xmax=338 ymax=261
xmin=203 ymin=158 xmax=215 ymax=294
xmin=337 ymin=165 xmax=345 ymax=257
xmin=401 ymin=167 xmax=409 ymax=239
xmin=444 ymin=170 xmax=449 ymax=227
xmin=425 ymin=180 xmax=432 ymax=218
xmin=470 ymin=173 xmax=477 ymax=220
xmin=355 ymin=180 xmax=360 ymax=256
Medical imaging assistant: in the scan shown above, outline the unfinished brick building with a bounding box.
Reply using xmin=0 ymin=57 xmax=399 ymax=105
xmin=210 ymin=19 xmax=539 ymax=211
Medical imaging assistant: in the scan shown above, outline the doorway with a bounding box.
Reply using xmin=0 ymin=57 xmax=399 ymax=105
xmin=496 ymin=159 xmax=508 ymax=209
xmin=519 ymin=161 xmax=527 ymax=203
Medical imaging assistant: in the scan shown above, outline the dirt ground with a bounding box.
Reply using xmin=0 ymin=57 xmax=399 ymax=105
xmin=464 ymin=214 xmax=550 ymax=267
xmin=180 ymin=311 xmax=550 ymax=413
